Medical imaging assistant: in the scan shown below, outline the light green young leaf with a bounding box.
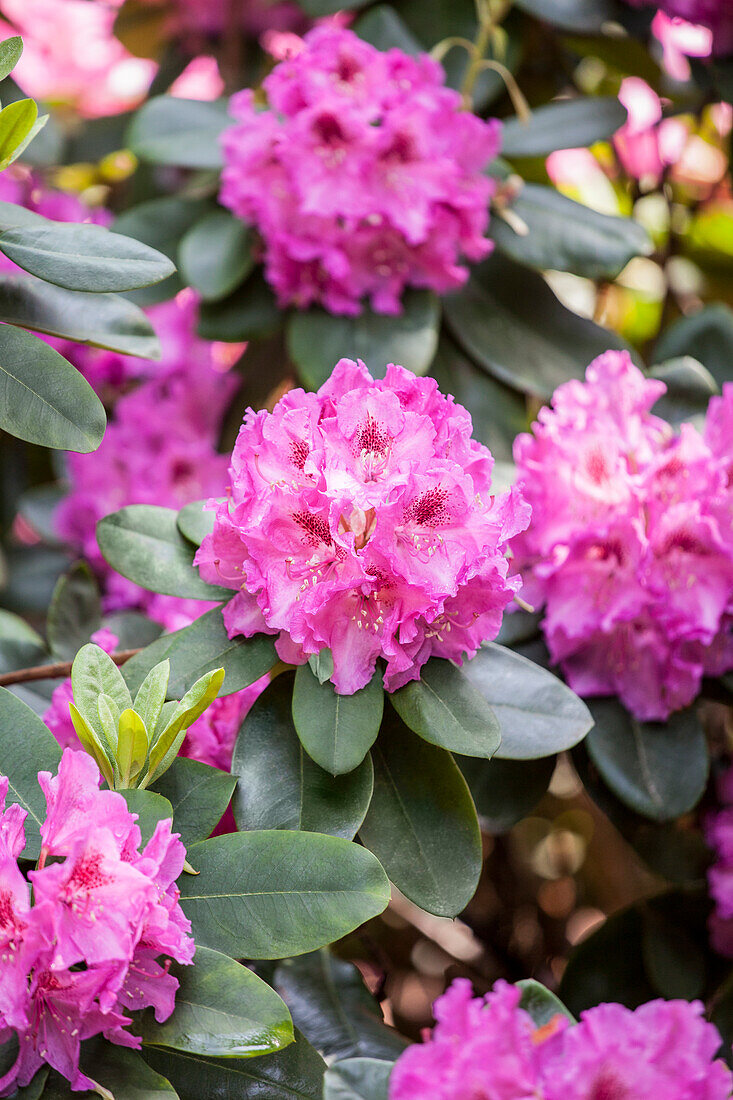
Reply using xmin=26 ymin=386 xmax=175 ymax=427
xmin=0 ymin=37 xmax=22 ymax=84
xmin=71 ymin=642 xmax=132 ymax=736
xmin=3 ymin=113 xmax=48 ymax=169
xmin=97 ymin=693 xmax=121 ymax=755
xmin=69 ymin=702 xmax=115 ymax=788
xmin=145 ymin=668 xmax=225 ymax=784
xmin=0 ymin=99 xmax=37 ymax=170
xmin=134 ymin=659 xmax=170 ymax=738
xmin=118 ymin=708 xmax=149 ymax=784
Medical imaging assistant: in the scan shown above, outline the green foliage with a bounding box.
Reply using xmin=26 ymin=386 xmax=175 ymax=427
xmin=96 ymin=505 xmax=230 ymax=601
xmin=178 ymin=830 xmax=390 ymax=959
xmin=126 ymin=96 xmax=231 ymax=169
xmin=650 ymin=357 xmax=719 ymax=426
xmin=292 ymin=664 xmax=384 ymax=775
xmin=653 ymin=304 xmax=733 ymax=387
xmin=151 ymin=756 xmax=237 ymax=848
xmin=287 ymin=291 xmax=440 ymax=390
xmin=516 ymin=980 xmax=575 ymax=1026
xmin=176 ymin=499 xmax=219 ymax=548
xmin=0 ymin=688 xmax=61 ymax=859
xmin=323 ymin=1059 xmax=393 ymax=1100
xmin=359 ymin=708 xmax=482 ymax=916
xmin=46 ymin=563 xmax=101 ymax=661
xmin=460 ymin=754 xmax=556 ymax=832
xmin=232 ymin=675 xmax=374 ymax=839
xmin=501 ymin=96 xmax=627 ymax=157
xmin=179 ymin=209 xmax=254 ymax=302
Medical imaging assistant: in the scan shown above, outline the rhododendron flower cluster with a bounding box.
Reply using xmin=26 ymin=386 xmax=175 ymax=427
xmin=706 ymin=764 xmax=733 ymax=958
xmin=195 ymin=358 xmax=529 ymax=695
xmin=388 ymin=978 xmax=732 ymax=1099
xmin=625 ymin=0 xmax=732 ymax=58
xmin=55 ymin=293 xmax=237 ymax=631
xmin=219 ymin=25 xmax=501 ymax=316
xmin=0 ymin=750 xmax=193 ymax=1095
xmin=511 ymin=353 xmax=733 ymax=722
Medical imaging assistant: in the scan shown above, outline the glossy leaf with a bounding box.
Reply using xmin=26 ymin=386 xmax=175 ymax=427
xmin=516 ymin=980 xmax=575 ymax=1026
xmin=233 ymin=675 xmax=374 ymax=839
xmin=459 ymin=754 xmax=556 ymax=832
xmin=0 ymin=99 xmax=37 ymax=170
xmin=0 ymin=324 xmax=105 ymax=452
xmin=0 ymin=688 xmax=62 ymax=860
xmin=292 ymin=664 xmax=384 ymax=775
xmin=142 ymin=945 xmax=294 ymax=1058
xmin=145 ymin=1032 xmax=325 ymax=1100
xmin=133 ymin=660 xmax=170 ymax=742
xmin=197 ymin=270 xmax=282 ymax=342
xmin=71 ymin=642 xmax=132 ymax=738
xmin=46 ymin=562 xmax=102 ymax=661
xmin=275 ymin=951 xmax=407 ymax=1063
xmin=179 ymin=830 xmax=390 ymax=959
xmin=0 ymin=275 xmax=160 ymax=357
xmin=118 ymin=707 xmax=149 ymax=782
xmin=287 ymin=291 xmax=439 ymax=390
xmin=491 ymin=184 xmax=651 ymax=279
xmin=122 ymin=606 xmax=278 ymax=699
xmin=324 ymin=1058 xmax=393 ymax=1100
xmin=96 ymin=505 xmax=230 ymax=600
xmin=515 ymin=0 xmax=620 ymax=30
xmin=0 ymin=222 xmax=175 ymax=293
xmin=355 ymin=5 xmax=421 ymax=52
xmin=586 ymin=698 xmax=709 ymax=821
xmin=653 ymin=304 xmax=733 ymax=388
xmin=121 ymin=789 xmax=173 ymax=847
xmin=502 ymin=96 xmax=626 ymax=157
xmin=389 ymin=658 xmax=500 ymax=758
xmin=176 ymin=499 xmax=219 ymax=548
xmin=443 ymin=253 xmax=632 ymax=399
xmin=359 ymin=709 xmax=482 ymax=917
xmin=46 ymin=1041 xmax=179 ymax=1099
xmin=152 ymin=756 xmax=236 ymax=848
xmin=650 ymin=357 xmax=719 ymax=426
xmin=179 ymin=210 xmax=254 ymax=301
xmin=127 ymin=96 xmax=231 ymax=169
xmin=112 ymin=197 xmax=207 ymax=306
xmin=462 ymin=643 xmax=593 ymax=759
xmin=0 ymin=37 xmax=22 ymax=83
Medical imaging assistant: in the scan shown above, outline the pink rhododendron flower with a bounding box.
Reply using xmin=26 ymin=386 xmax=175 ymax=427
xmin=511 ymin=352 xmax=733 ymax=722
xmin=652 ymin=10 xmax=714 ymax=79
xmin=388 ymin=978 xmax=732 ymax=1099
xmin=625 ymin=0 xmax=731 ymax=59
xmin=55 ymin=293 xmax=237 ymax=631
xmin=614 ymin=77 xmax=688 ymax=186
xmin=0 ymin=1 xmax=155 ymax=117
xmin=0 ymin=749 xmax=193 ymax=1096
xmin=219 ymin=26 xmax=501 ymax=316
xmin=195 ymin=359 xmax=529 ymax=695
xmin=170 ymin=54 xmax=224 ymax=100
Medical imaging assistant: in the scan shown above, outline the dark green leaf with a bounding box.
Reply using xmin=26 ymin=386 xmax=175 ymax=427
xmin=46 ymin=562 xmax=102 ymax=661
xmin=197 ymin=270 xmax=282 ymax=342
xmin=292 ymin=665 xmax=384 ymax=775
xmin=586 ymin=698 xmax=709 ymax=820
xmin=0 ymin=222 xmax=175 ymax=293
xmin=152 ymin=756 xmax=236 ymax=848
xmin=297 ymin=0 xmax=365 ymax=12
xmin=96 ymin=505 xmax=230 ymax=600
xmin=45 ymin=1041 xmax=178 ymax=1099
xmin=120 ymin=789 xmax=173 ymax=846
xmin=287 ymin=291 xmax=439 ymax=390
xmin=143 ymin=945 xmax=294 ymax=1058
xmin=562 ymin=32 xmax=662 ymax=86
xmin=127 ymin=96 xmax=231 ymax=169
xmin=443 ymin=252 xmax=632 ymax=399
xmin=650 ymin=357 xmax=718 ymax=426
xmin=502 ymin=96 xmax=627 ymax=157
xmin=112 ymin=197 xmax=207 ymax=306
xmin=0 ymin=688 xmax=61 ymax=859
xmin=653 ymin=304 xmax=733 ymax=387
xmin=641 ymin=907 xmax=706 ymax=1000
xmin=275 ymin=951 xmax=406 ymax=1063
xmin=514 ymin=0 xmax=621 ymax=31
xmin=233 ymin=675 xmax=374 ymax=839
xmin=359 ymin=709 xmax=482 ymax=917
xmin=460 ymin=754 xmax=556 ymax=832
xmin=179 ymin=830 xmax=390 ymax=958
xmin=145 ymin=1032 xmax=325 ymax=1100
xmin=429 ymin=336 xmax=527 ymax=462
xmin=17 ymin=482 xmax=66 ymax=545
xmin=0 ymin=324 xmax=105 ymax=451
xmin=491 ymin=183 xmax=651 ymax=279
xmin=179 ymin=210 xmax=254 ymax=302
xmin=495 ymin=609 xmax=541 ymax=647
xmin=177 ymin=498 xmax=220 ymax=548
xmin=355 ymin=5 xmax=421 ymax=52
xmin=0 ymin=609 xmax=46 ymax=674
xmin=1 ymin=546 xmax=70 ymax=617
xmin=462 ymin=643 xmax=593 ymax=759
xmin=0 ymin=37 xmax=22 ymax=84
xmin=104 ymin=610 xmax=163 ymax=651
xmin=516 ymin=980 xmax=575 ymax=1026
xmin=324 ymin=1058 xmax=393 ymax=1100
xmin=122 ymin=606 xmax=278 ymax=699
xmin=389 ymin=658 xmax=500 ymax=758
xmin=0 ymin=275 xmax=160 ymax=357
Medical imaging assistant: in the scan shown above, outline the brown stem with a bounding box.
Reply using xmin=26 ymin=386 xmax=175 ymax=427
xmin=0 ymin=649 xmax=141 ymax=688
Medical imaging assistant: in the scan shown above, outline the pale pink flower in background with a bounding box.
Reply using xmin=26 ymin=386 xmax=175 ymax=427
xmin=220 ymin=26 xmax=501 ymax=315
xmin=511 ymin=352 xmax=733 ymax=721
xmin=169 ymin=55 xmax=224 ymax=100
xmin=196 ymin=358 xmax=529 ymax=695
xmin=625 ymin=0 xmax=731 ymax=60
xmin=652 ymin=10 xmax=713 ymax=79
xmin=0 ymin=1 xmax=155 ymax=117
